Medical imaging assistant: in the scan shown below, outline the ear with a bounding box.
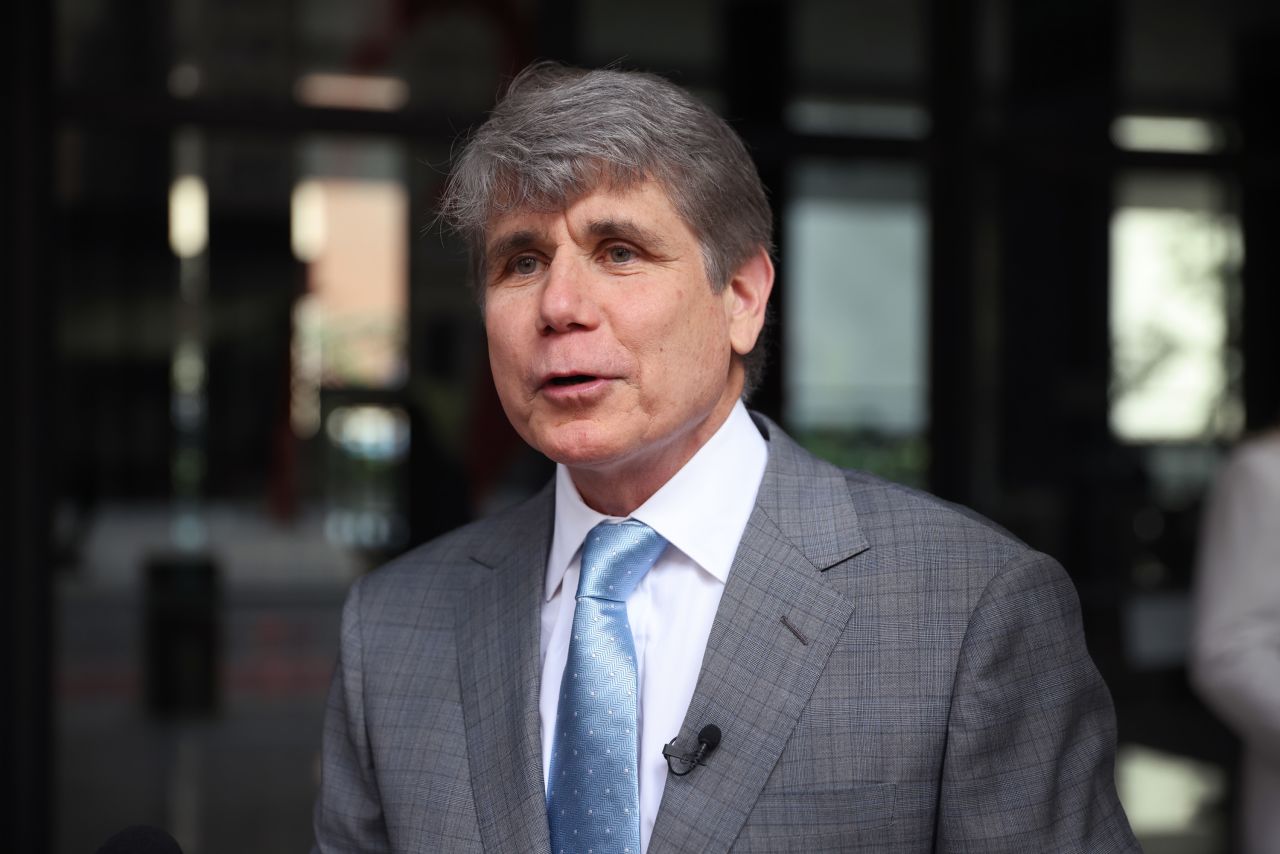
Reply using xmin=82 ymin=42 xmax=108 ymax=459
xmin=722 ymin=247 xmax=775 ymax=357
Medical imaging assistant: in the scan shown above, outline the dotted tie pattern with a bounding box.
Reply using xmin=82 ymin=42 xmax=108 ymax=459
xmin=547 ymin=520 xmax=668 ymax=854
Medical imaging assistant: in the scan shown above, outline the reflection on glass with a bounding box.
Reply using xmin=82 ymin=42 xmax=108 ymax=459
xmin=168 ymin=175 xmax=208 ymax=260
xmin=168 ymin=63 xmax=202 ymax=99
xmin=290 ymin=179 xmax=327 ymax=262
xmin=1111 ymin=115 xmax=1226 ymax=154
xmin=785 ymin=160 xmax=928 ymax=484
xmin=309 ymin=180 xmax=406 ymax=386
xmin=1110 ymin=173 xmax=1243 ymax=442
xmin=170 ymin=129 xmax=209 ymax=552
xmin=786 ymin=97 xmax=929 ymax=139
xmin=290 ymin=138 xmax=408 ymax=394
xmin=324 ymin=405 xmax=410 ymax=552
xmin=290 ymin=137 xmax=412 ymax=558
xmin=1116 ymin=744 xmax=1226 ymax=845
xmin=293 ymin=72 xmax=410 ymax=112
xmin=291 ymin=295 xmax=324 ymax=439
xmin=326 ymin=405 xmax=411 ymax=460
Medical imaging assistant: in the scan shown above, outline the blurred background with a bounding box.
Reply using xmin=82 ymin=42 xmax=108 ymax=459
xmin=4 ymin=0 xmax=1279 ymax=851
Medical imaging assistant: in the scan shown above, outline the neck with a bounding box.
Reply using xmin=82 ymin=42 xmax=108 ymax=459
xmin=568 ymin=397 xmax=740 ymax=517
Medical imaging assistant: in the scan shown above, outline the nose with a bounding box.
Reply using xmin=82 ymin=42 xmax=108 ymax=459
xmin=538 ymin=255 xmax=599 ymax=334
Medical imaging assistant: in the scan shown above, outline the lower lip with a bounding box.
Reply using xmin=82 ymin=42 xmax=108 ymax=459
xmin=539 ymin=377 xmax=612 ymax=402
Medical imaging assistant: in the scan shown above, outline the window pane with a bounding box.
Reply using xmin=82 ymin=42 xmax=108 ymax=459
xmin=580 ymin=0 xmax=721 ymax=77
xmin=1109 ymin=172 xmax=1243 ymax=443
xmin=1120 ymin=0 xmax=1233 ymax=108
xmin=784 ymin=160 xmax=929 ymax=483
xmin=790 ymin=0 xmax=925 ymax=95
xmin=293 ymin=137 xmax=408 ymax=396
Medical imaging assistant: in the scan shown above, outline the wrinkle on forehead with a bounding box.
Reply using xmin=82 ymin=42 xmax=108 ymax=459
xmin=487 ymin=185 xmax=680 ymax=253
xmin=486 ymin=161 xmax=646 ymax=219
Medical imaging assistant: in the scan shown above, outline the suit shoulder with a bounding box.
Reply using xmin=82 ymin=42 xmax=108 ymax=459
xmin=757 ymin=415 xmax=1048 ymax=583
xmin=351 ymin=487 xmax=551 ymax=615
xmin=840 ymin=467 xmax=1050 ymax=580
xmin=818 ymin=466 xmax=1079 ymax=644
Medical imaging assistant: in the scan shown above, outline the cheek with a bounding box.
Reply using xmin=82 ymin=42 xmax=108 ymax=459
xmin=686 ymin=299 xmax=732 ymax=361
xmin=646 ymin=303 xmax=730 ymax=390
xmin=484 ymin=303 xmax=520 ymax=360
xmin=485 ymin=327 xmax=511 ymax=366
xmin=485 ymin=318 xmax=527 ymax=401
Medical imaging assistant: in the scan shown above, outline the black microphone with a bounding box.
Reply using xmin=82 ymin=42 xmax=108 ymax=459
xmin=662 ymin=724 xmax=722 ymax=776
xmin=95 ymin=825 xmax=184 ymax=854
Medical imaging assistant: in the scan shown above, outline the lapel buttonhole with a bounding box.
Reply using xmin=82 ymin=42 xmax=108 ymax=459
xmin=779 ymin=614 xmax=809 ymax=646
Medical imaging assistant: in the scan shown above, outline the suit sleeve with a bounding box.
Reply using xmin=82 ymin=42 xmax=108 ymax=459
xmin=312 ymin=578 xmax=394 ymax=854
xmin=1190 ymin=450 xmax=1280 ymax=759
xmin=934 ymin=552 xmax=1139 ymax=853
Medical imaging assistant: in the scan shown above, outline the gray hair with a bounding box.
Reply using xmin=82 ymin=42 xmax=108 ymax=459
xmin=439 ymin=62 xmax=774 ymax=397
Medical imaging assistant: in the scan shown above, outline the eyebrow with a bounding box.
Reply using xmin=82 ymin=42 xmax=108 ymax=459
xmin=584 ymin=218 xmax=674 ymax=256
xmin=485 ymin=229 xmax=545 ymax=266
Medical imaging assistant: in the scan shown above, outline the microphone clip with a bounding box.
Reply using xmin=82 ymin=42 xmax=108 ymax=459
xmin=662 ymin=724 xmax=721 ymax=776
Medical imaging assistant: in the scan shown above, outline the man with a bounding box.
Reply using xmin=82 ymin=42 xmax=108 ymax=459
xmin=313 ymin=63 xmax=1139 ymax=853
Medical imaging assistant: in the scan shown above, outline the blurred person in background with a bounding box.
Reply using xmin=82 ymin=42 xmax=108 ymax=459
xmin=1192 ymin=417 xmax=1280 ymax=854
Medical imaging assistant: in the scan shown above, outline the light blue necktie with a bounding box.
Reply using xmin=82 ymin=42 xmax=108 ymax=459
xmin=547 ymin=520 xmax=668 ymax=854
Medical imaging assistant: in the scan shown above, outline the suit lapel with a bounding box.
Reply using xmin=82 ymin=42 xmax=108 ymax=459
xmin=649 ymin=418 xmax=868 ymax=854
xmin=457 ymin=488 xmax=554 ymax=854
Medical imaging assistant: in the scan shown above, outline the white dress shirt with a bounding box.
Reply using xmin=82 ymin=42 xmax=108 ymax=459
xmin=539 ymin=401 xmax=768 ymax=853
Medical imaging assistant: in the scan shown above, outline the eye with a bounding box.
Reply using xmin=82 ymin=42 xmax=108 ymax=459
xmin=511 ymin=255 xmax=540 ymax=275
xmin=604 ymin=245 xmax=636 ymax=264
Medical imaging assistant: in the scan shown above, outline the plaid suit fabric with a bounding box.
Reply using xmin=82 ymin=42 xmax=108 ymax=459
xmin=313 ymin=415 xmax=1140 ymax=853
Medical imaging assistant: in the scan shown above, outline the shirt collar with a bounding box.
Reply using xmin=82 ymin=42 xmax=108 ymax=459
xmin=545 ymin=401 xmax=769 ymax=601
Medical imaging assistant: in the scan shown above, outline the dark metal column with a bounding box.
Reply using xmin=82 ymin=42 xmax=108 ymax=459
xmin=725 ymin=0 xmax=790 ymax=422
xmin=1238 ymin=7 xmax=1280 ymax=430
xmin=1000 ymin=0 xmax=1118 ymax=570
xmin=2 ymin=2 xmax=54 ymax=851
xmin=536 ymin=0 xmax=581 ymax=64
xmin=926 ymin=0 xmax=980 ymax=505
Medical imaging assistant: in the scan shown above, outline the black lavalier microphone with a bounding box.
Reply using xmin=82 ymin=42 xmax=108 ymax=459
xmin=95 ymin=825 xmax=184 ymax=854
xmin=662 ymin=724 xmax=722 ymax=776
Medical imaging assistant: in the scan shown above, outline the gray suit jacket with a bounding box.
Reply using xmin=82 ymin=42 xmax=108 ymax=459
xmin=313 ymin=415 xmax=1139 ymax=853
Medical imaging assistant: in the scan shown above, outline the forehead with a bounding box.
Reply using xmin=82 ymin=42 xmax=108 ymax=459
xmin=482 ymin=179 xmax=692 ymax=250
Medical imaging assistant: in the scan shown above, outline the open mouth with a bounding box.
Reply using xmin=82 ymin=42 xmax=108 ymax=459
xmin=547 ymin=375 xmax=597 ymax=387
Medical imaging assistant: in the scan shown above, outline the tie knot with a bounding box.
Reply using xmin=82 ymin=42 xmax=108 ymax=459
xmin=577 ymin=520 xmax=667 ymax=602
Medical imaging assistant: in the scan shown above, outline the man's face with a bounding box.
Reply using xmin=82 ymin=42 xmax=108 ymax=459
xmin=482 ymin=180 xmax=769 ymax=504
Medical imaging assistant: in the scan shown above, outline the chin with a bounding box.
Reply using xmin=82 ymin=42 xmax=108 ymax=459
xmin=530 ymin=422 xmax=633 ymax=471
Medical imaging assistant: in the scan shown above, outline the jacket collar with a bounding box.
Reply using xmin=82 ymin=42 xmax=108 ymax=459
xmin=457 ymin=414 xmax=870 ymax=854
xmin=648 ymin=413 xmax=868 ymax=853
